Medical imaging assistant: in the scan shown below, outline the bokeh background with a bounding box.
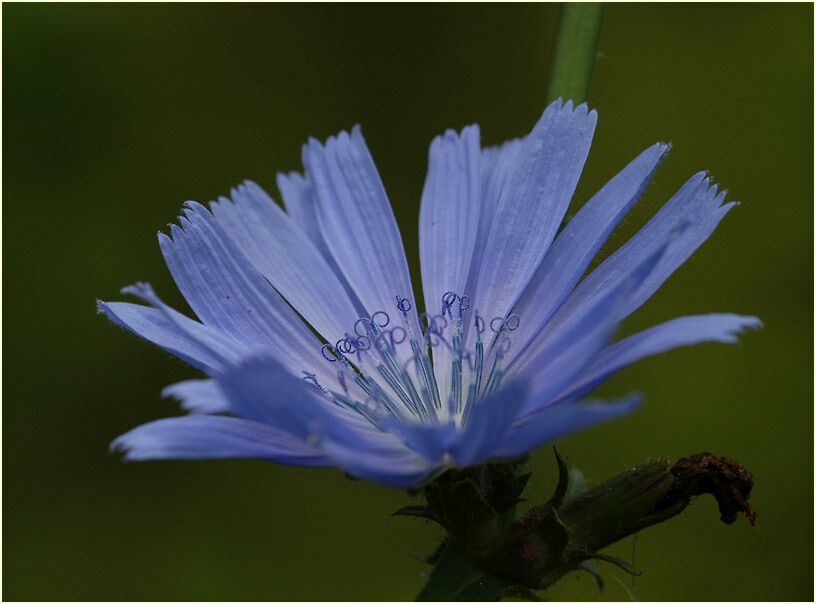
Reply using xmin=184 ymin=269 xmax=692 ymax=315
xmin=4 ymin=3 xmax=813 ymax=601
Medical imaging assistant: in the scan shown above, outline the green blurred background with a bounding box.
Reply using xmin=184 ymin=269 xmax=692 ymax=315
xmin=4 ymin=3 xmax=812 ymax=601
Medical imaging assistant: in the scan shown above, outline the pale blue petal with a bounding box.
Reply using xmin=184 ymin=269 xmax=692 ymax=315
xmin=463 ymin=138 xmax=524 ymax=307
xmin=377 ymin=379 xmax=529 ymax=466
xmin=158 ymin=204 xmax=323 ymax=378
xmin=419 ymin=125 xmax=481 ymax=315
xmin=622 ymin=181 xmax=735 ymax=318
xmin=480 ymin=138 xmax=523 ymax=224
xmin=213 ymin=353 xmax=368 ymax=438
xmin=451 ymin=379 xmax=529 ymax=466
xmin=209 ymin=181 xmax=363 ymax=342
xmin=216 ymin=353 xmax=437 ymax=486
xmin=98 ymin=283 xmax=251 ymax=373
xmin=213 ymin=352 xmax=410 ymax=469
xmin=162 ymin=379 xmax=229 ymax=414
xmin=510 ymin=142 xmax=670 ymax=363
xmin=318 ymin=437 xmax=436 ymax=488
xmin=303 ymin=126 xmax=420 ymax=329
xmin=382 ymin=419 xmax=460 ymax=463
xmin=276 ymin=171 xmax=317 ymax=239
xmin=492 ymin=395 xmax=642 ymax=459
xmin=111 ymin=415 xmax=330 ymax=466
xmin=277 ymin=172 xmax=365 ymax=311
xmin=511 ymin=282 xmax=627 ymax=417
xmin=419 ymin=125 xmax=481 ymax=402
xmin=551 ymin=173 xmax=735 ymax=333
xmin=98 ymin=301 xmax=227 ymax=372
xmin=510 ymin=243 xmax=669 ymax=408
xmin=559 ymin=314 xmax=763 ymax=401
xmin=471 ymin=100 xmax=597 ymax=331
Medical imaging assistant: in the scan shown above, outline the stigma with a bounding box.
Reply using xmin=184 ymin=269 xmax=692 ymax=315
xmin=303 ymin=292 xmax=520 ymax=429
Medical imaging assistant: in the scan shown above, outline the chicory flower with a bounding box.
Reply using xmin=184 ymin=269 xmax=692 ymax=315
xmin=100 ymin=100 xmax=759 ymax=487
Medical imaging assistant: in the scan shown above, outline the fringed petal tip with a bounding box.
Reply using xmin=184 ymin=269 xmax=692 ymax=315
xmin=432 ymin=123 xmax=480 ymax=149
xmin=276 ymin=170 xmax=305 ymax=188
xmin=689 ymin=171 xmax=742 ymax=209
xmin=302 ymin=124 xmax=364 ymax=154
xmin=96 ymin=297 xmax=132 ymax=325
xmin=149 ymin=200 xmax=226 ymax=241
xmin=119 ymin=281 xmax=157 ymax=303
xmin=107 ymin=424 xmax=194 ymax=462
xmin=161 ymin=380 xmax=229 ymax=414
xmin=727 ymin=315 xmax=763 ymax=341
xmin=544 ymin=97 xmax=598 ymax=121
xmin=109 ymin=432 xmax=134 ymax=459
xmin=616 ymin=391 xmax=643 ymax=411
xmin=640 ymin=140 xmax=672 ymax=160
xmin=109 ymin=420 xmax=200 ymax=461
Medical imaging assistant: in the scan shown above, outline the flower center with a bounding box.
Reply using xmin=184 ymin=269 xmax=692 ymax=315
xmin=303 ymin=293 xmax=520 ymax=429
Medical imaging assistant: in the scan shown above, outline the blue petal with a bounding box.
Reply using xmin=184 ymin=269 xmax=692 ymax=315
xmin=510 ymin=142 xmax=670 ymax=363
xmin=209 ymin=181 xmax=363 ymax=343
xmin=111 ymin=415 xmax=330 ymax=466
xmin=515 ymin=293 xmax=623 ymax=412
xmin=451 ymin=379 xmax=530 ymax=466
xmin=471 ymin=100 xmax=597 ymax=333
xmin=98 ymin=301 xmax=220 ymax=372
xmin=162 ymin=379 xmax=229 ymax=414
xmin=480 ymin=138 xmax=523 ymax=226
xmin=510 ymin=243 xmax=670 ymax=411
xmin=98 ymin=287 xmax=249 ymax=373
xmin=492 ymin=395 xmax=642 ymax=459
xmin=158 ymin=204 xmax=324 ymax=378
xmin=277 ymin=172 xmax=366 ymax=316
xmin=378 ymin=379 xmax=530 ymax=467
xmin=420 ymin=125 xmax=481 ymax=315
xmin=419 ymin=125 xmax=481 ymax=401
xmin=276 ymin=171 xmax=321 ymax=248
xmin=622 ymin=178 xmax=735 ymax=318
xmin=559 ymin=314 xmax=763 ymax=401
xmin=213 ymin=353 xmax=359 ymax=437
xmin=318 ymin=438 xmax=436 ymax=488
xmin=554 ymin=172 xmax=735 ymax=330
xmin=215 ymin=353 xmax=410 ymax=452
xmin=382 ymin=419 xmax=460 ymax=462
xmin=463 ymin=138 xmax=524 ymax=305
xmin=303 ymin=126 xmax=420 ymax=330
xmin=216 ymin=353 xmax=436 ymax=487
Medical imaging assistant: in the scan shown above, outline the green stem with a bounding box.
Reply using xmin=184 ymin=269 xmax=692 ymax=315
xmin=546 ymin=3 xmax=605 ymax=104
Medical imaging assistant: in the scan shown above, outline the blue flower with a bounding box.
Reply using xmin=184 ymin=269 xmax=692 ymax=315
xmin=100 ymin=100 xmax=759 ymax=488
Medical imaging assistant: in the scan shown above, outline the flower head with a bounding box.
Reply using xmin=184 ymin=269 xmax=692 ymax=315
xmin=100 ymin=100 xmax=759 ymax=488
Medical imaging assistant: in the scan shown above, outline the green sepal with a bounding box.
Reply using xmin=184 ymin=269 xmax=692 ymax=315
xmin=417 ymin=542 xmax=538 ymax=602
xmin=426 ymin=539 xmax=449 ymax=565
xmin=547 ymin=448 xmax=570 ymax=510
xmin=564 ymin=467 xmax=587 ymax=500
xmin=393 ymin=505 xmax=437 ymax=522
xmin=584 ymin=552 xmax=641 ymax=577
xmin=577 ymin=559 xmax=604 ymax=592
xmin=499 ymin=584 xmax=545 ymax=602
xmin=425 ymin=474 xmax=500 ymax=556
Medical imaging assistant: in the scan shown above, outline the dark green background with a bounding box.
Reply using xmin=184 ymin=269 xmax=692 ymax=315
xmin=4 ymin=3 xmax=813 ymax=601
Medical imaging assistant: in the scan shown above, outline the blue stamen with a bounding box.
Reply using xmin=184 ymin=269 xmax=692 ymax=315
xmin=311 ymin=293 xmax=520 ymax=428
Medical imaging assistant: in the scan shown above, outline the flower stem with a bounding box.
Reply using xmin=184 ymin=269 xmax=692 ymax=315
xmin=546 ymin=3 xmax=605 ymax=104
